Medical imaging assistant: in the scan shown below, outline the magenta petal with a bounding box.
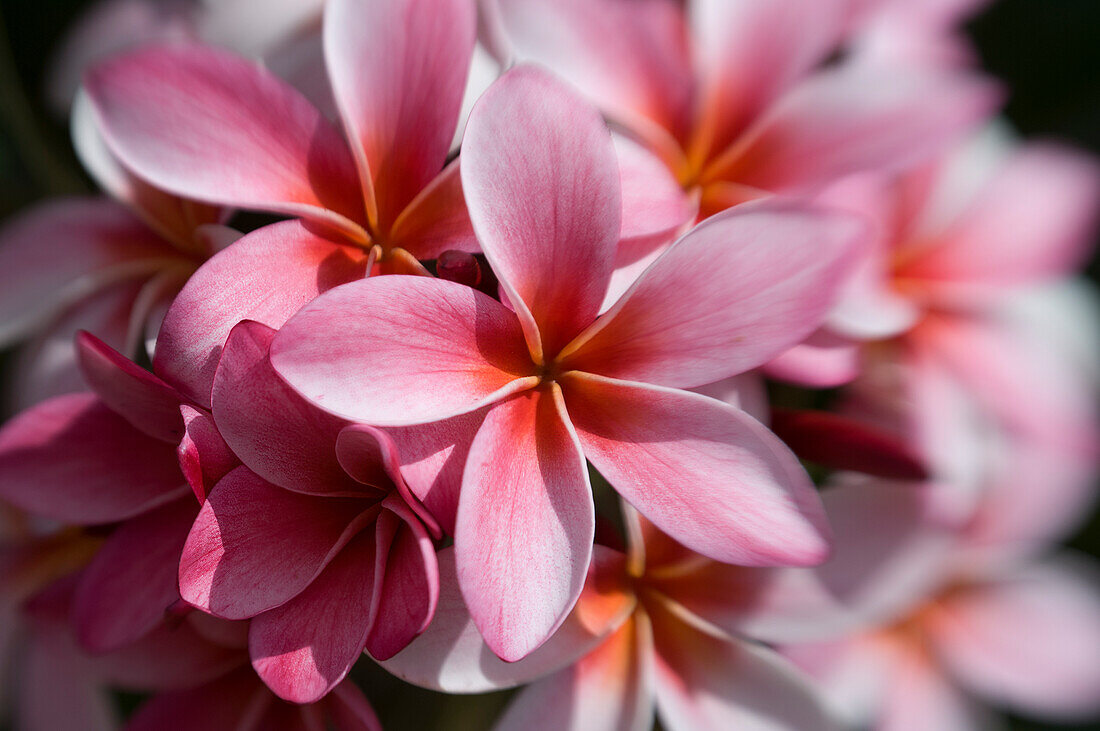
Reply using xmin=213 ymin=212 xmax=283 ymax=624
xmin=324 ymin=681 xmax=384 ymax=731
xmin=462 ymin=64 xmax=621 ymax=358
xmin=154 ymin=220 xmax=370 ymax=406
xmin=364 ymin=505 xmax=439 ymax=660
xmin=178 ymin=466 xmax=373 ymax=619
xmin=379 ymin=546 xmax=635 ymax=692
xmin=86 ymin=44 xmax=364 ymax=230
xmin=0 ymin=393 xmax=186 ymax=524
xmin=73 ymin=498 xmax=195 ymax=653
xmin=125 ymin=668 xmax=264 ymax=731
xmin=271 ymin=275 xmax=535 ymax=426
xmin=250 ymin=531 xmax=376 ymax=704
xmin=456 ymin=387 xmax=594 ymax=661
xmin=75 ymin=331 xmax=185 ymax=443
xmin=0 ymin=197 xmax=181 ymax=347
xmin=213 ymin=320 xmax=360 ymax=495
xmin=563 ymin=374 xmax=830 ymax=567
xmin=177 ymin=405 xmax=239 ymax=504
xmin=324 ymin=0 xmax=475 ymax=231
xmin=563 ymin=200 xmax=865 ymax=389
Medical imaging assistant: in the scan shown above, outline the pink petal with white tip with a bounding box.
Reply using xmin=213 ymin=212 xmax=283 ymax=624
xmin=456 ymin=386 xmax=594 ymax=661
xmin=562 ymin=373 xmax=830 ymax=567
xmin=462 ymin=64 xmax=621 ymax=359
xmin=271 ymin=275 xmax=535 ymax=426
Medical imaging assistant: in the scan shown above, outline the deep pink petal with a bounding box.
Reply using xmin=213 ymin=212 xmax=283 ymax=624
xmin=562 ymin=200 xmax=865 ymax=389
xmin=323 ymin=681 xmax=384 ymax=731
xmin=456 ymin=387 xmax=594 ymax=661
xmin=0 ymin=393 xmax=186 ymax=524
xmin=462 ymin=64 xmax=621 ymax=359
xmin=154 ymin=220 xmax=370 ymax=406
xmin=495 ymin=0 xmax=694 ymax=139
xmin=709 ymin=65 xmax=1001 ymax=193
xmin=213 ymin=320 xmax=361 ymax=495
xmin=0 ymin=197 xmax=182 ymax=347
xmin=75 ymin=331 xmax=185 ymax=443
xmin=73 ymin=498 xmax=195 ymax=653
xmin=125 ymin=668 xmax=265 ymax=731
xmin=563 ymin=373 xmax=830 ymax=567
xmin=927 ymin=556 xmax=1100 ymax=719
xmin=324 ymin=0 xmax=475 ymax=232
xmin=85 ymin=45 xmax=365 ymax=232
xmin=649 ymin=600 xmax=837 ymax=731
xmin=379 ymin=546 xmax=635 ymax=692
xmin=178 ymin=466 xmax=372 ymax=619
xmin=363 ymin=505 xmax=439 ymax=660
xmin=177 ymin=405 xmax=239 ymax=504
xmin=250 ymin=531 xmax=376 ymax=704
xmin=496 ymin=615 xmax=655 ymax=731
xmin=388 ymin=159 xmax=479 ymax=259
xmin=271 ymin=275 xmax=535 ymax=425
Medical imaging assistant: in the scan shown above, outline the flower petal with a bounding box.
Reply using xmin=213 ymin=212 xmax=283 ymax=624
xmin=86 ymin=44 xmax=365 ymax=232
xmin=213 ymin=320 xmax=360 ymax=495
xmin=761 ymin=329 xmax=862 ymax=389
xmin=462 ymin=64 xmax=621 ymax=359
xmin=562 ymin=373 xmax=830 ymax=567
xmin=177 ymin=405 xmax=239 ymax=504
xmin=324 ymin=0 xmax=475 ymax=232
xmin=271 ymin=275 xmax=535 ymax=426
xmin=250 ymin=531 xmax=376 ymax=704
xmin=388 ymin=159 xmax=479 ymax=259
xmin=0 ymin=393 xmax=186 ymax=524
xmin=456 ymin=386 xmax=594 ymax=661
xmin=562 ymin=200 xmax=865 ymax=389
xmin=154 ymin=220 xmax=370 ymax=406
xmin=378 ymin=546 xmax=634 ymax=692
xmin=178 ymin=466 xmax=373 ymax=619
xmin=615 ymin=134 xmax=697 ymax=247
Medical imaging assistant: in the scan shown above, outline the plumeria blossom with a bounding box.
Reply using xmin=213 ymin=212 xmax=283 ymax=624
xmin=178 ymin=319 xmax=441 ymax=703
xmin=382 ymin=508 xmax=840 ymax=731
xmin=487 ymin=0 xmax=1000 ymax=224
xmin=83 ymin=0 xmax=483 ymax=404
xmin=270 ymin=65 xmax=866 ymax=661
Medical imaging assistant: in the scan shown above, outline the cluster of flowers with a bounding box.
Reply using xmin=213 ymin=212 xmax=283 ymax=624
xmin=0 ymin=0 xmax=1098 ymax=729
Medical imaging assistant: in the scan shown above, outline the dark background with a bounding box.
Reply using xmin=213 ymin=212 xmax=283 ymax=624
xmin=0 ymin=1 xmax=1096 ymax=729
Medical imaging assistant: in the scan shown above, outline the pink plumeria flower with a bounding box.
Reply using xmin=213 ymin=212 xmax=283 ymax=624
xmin=270 ymin=65 xmax=866 ymax=661
xmin=178 ymin=320 xmax=441 ymax=703
xmin=487 ymin=0 xmax=1000 ymax=222
xmin=84 ymin=0 xmax=483 ymax=405
xmin=382 ymin=508 xmax=842 ymax=731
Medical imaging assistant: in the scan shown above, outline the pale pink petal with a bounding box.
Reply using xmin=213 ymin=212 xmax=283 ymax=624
xmin=690 ymin=372 xmax=770 ymax=424
xmin=709 ymin=65 xmax=1001 ymax=193
xmin=388 ymin=159 xmax=479 ymax=259
xmin=689 ymin=0 xmax=848 ymax=151
xmin=496 ymin=615 xmax=655 ymax=731
xmin=384 ymin=408 xmax=488 ymax=535
xmin=74 ymin=331 xmax=184 ymax=443
xmin=212 ymin=320 xmax=361 ymax=495
xmin=462 ymin=64 xmax=621 ymax=359
xmin=876 ymin=644 xmax=993 ymax=731
xmin=494 ymin=0 xmax=694 ymax=139
xmin=900 ymin=144 xmax=1100 ymax=288
xmin=927 ymin=556 xmax=1100 ymax=719
xmin=363 ymin=506 xmax=439 ymax=660
xmin=562 ymin=200 xmax=865 ymax=389
xmin=0 ymin=197 xmax=182 ymax=347
xmin=73 ymin=499 xmax=195 ymax=652
xmin=615 ymin=134 xmax=697 ymax=247
xmin=197 ymin=0 xmax=323 ymax=55
xmin=0 ymin=393 xmax=186 ymax=524
xmin=562 ymin=374 xmax=829 ymax=567
xmin=155 ymin=220 xmax=371 ymax=406
xmin=324 ymin=0 xmax=475 ymax=231
xmin=178 ymin=466 xmax=373 ymax=619
xmin=379 ymin=546 xmax=635 ymax=692
xmin=456 ymin=387 xmax=593 ymax=661
xmin=647 ymin=478 xmax=953 ymax=644
xmin=250 ymin=531 xmax=375 ymax=704
xmin=271 ymin=275 xmax=535 ymax=425
xmin=762 ymin=329 xmax=862 ymax=388
xmin=177 ymin=405 xmax=239 ymax=504
xmin=649 ymin=600 xmax=838 ymax=731
xmin=86 ymin=45 xmax=365 ymax=233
